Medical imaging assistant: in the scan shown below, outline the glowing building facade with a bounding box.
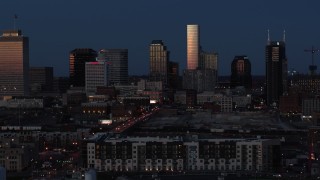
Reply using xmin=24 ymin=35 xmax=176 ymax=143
xmin=184 ymin=25 xmax=218 ymax=93
xmin=0 ymin=30 xmax=29 ymax=96
xmin=149 ymin=40 xmax=169 ymax=85
xmin=187 ymin=25 xmax=199 ymax=70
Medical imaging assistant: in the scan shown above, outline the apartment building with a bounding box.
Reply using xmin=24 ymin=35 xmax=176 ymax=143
xmin=84 ymin=134 xmax=280 ymax=172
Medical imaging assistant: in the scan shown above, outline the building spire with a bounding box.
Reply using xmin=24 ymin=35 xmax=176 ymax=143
xmin=283 ymin=29 xmax=286 ymax=43
xmin=267 ymin=29 xmax=270 ymax=45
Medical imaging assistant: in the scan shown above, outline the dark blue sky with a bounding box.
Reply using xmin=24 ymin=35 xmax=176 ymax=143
xmin=1 ymin=0 xmax=320 ymax=77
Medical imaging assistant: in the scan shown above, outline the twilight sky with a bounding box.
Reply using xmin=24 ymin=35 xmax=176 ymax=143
xmin=1 ymin=0 xmax=320 ymax=77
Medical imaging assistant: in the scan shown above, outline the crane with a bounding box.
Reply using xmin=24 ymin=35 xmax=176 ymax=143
xmin=305 ymin=46 xmax=320 ymax=76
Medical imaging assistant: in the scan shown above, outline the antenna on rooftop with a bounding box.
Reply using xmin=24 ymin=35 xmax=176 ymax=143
xmin=13 ymin=14 xmax=18 ymax=30
xmin=283 ymin=29 xmax=286 ymax=43
xmin=267 ymin=29 xmax=270 ymax=45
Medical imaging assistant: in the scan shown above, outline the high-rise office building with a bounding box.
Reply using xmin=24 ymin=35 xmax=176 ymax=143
xmin=85 ymin=49 xmax=108 ymax=95
xmin=184 ymin=25 xmax=218 ymax=93
xmin=199 ymin=50 xmax=218 ymax=88
xmin=105 ymin=49 xmax=128 ymax=86
xmin=53 ymin=77 xmax=69 ymax=94
xmin=230 ymin=56 xmax=252 ymax=89
xmin=69 ymin=48 xmax=97 ymax=87
xmin=168 ymin=61 xmax=180 ymax=89
xmin=85 ymin=62 xmax=108 ymax=95
xmin=149 ymin=40 xmax=169 ymax=85
xmin=288 ymin=74 xmax=320 ymax=95
xmin=0 ymin=30 xmax=29 ymax=96
xmin=29 ymin=67 xmax=54 ymax=92
xmin=199 ymin=50 xmax=218 ymax=71
xmin=183 ymin=69 xmax=216 ymax=92
xmin=266 ymin=40 xmax=288 ymax=106
xmin=187 ymin=25 xmax=199 ymax=70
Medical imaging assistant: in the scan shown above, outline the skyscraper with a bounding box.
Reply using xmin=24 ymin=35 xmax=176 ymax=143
xmin=199 ymin=50 xmax=218 ymax=88
xmin=0 ymin=30 xmax=29 ymax=96
xmin=187 ymin=24 xmax=199 ymax=70
xmin=85 ymin=49 xmax=108 ymax=95
xmin=168 ymin=61 xmax=180 ymax=89
xmin=69 ymin=48 xmax=97 ymax=87
xmin=29 ymin=67 xmax=54 ymax=92
xmin=266 ymin=40 xmax=288 ymax=106
xmin=183 ymin=69 xmax=217 ymax=92
xmin=230 ymin=56 xmax=252 ymax=89
xmin=183 ymin=25 xmax=218 ymax=93
xmin=85 ymin=62 xmax=108 ymax=95
xmin=149 ymin=40 xmax=169 ymax=85
xmin=199 ymin=50 xmax=218 ymax=71
xmin=104 ymin=49 xmax=128 ymax=86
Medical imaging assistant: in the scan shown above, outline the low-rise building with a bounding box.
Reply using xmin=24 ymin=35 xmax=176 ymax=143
xmin=63 ymin=87 xmax=87 ymax=107
xmin=137 ymin=80 xmax=163 ymax=92
xmin=302 ymin=98 xmax=320 ymax=119
xmin=232 ymin=95 xmax=251 ymax=110
xmin=174 ymin=91 xmax=186 ymax=105
xmin=0 ymin=97 xmax=43 ymax=109
xmin=220 ymin=96 xmax=233 ymax=113
xmin=0 ymin=139 xmax=34 ymax=172
xmin=114 ymin=85 xmax=138 ymax=96
xmin=84 ymin=134 xmax=281 ymax=173
xmin=197 ymin=91 xmax=215 ymax=105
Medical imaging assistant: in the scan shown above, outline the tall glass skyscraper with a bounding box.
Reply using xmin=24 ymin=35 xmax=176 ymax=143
xmin=85 ymin=49 xmax=108 ymax=95
xmin=149 ymin=40 xmax=169 ymax=84
xmin=230 ymin=56 xmax=252 ymax=89
xmin=0 ymin=30 xmax=29 ymax=96
xmin=69 ymin=48 xmax=97 ymax=87
xmin=266 ymin=41 xmax=288 ymax=106
xmin=184 ymin=24 xmax=218 ymax=93
xmin=85 ymin=62 xmax=108 ymax=95
xmin=187 ymin=24 xmax=199 ymax=70
xmin=104 ymin=49 xmax=128 ymax=86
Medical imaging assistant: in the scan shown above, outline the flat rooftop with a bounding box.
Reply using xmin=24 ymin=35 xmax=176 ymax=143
xmin=138 ymin=109 xmax=290 ymax=131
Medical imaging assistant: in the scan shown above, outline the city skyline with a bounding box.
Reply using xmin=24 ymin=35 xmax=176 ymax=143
xmin=1 ymin=1 xmax=320 ymax=77
xmin=1 ymin=1 xmax=320 ymax=179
